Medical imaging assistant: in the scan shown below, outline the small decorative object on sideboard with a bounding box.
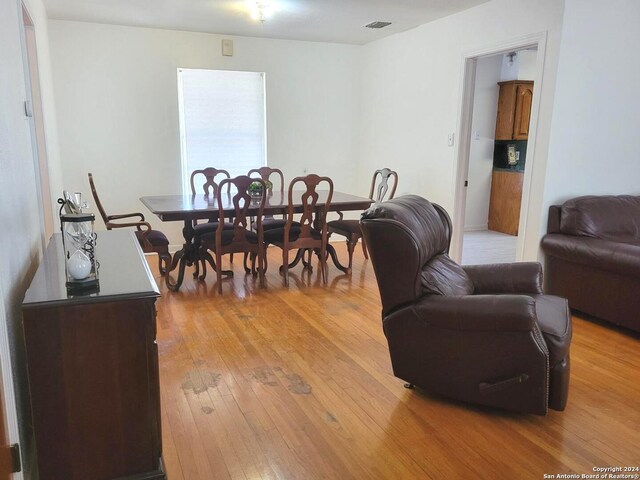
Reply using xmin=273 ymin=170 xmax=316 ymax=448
xmin=58 ymin=192 xmax=99 ymax=293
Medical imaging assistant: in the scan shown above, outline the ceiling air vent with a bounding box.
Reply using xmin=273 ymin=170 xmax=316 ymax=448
xmin=363 ymin=21 xmax=392 ymax=29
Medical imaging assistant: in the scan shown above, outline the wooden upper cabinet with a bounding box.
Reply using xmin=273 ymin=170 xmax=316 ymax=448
xmin=513 ymin=83 xmax=533 ymax=139
xmin=495 ymin=80 xmax=534 ymax=141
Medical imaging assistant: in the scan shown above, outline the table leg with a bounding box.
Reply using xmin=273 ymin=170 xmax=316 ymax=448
xmin=165 ymin=249 xmax=186 ymax=291
xmin=282 ymin=248 xmax=306 ymax=272
xmin=164 ymin=220 xmax=196 ymax=291
xmin=326 ymin=243 xmax=350 ymax=274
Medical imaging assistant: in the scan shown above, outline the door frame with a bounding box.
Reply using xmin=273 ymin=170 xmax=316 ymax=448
xmin=450 ymin=31 xmax=548 ymax=262
xmin=0 ymin=284 xmax=21 ymax=480
xmin=19 ymin=1 xmax=52 ymax=250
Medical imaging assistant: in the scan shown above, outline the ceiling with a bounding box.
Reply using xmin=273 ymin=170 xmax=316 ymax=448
xmin=43 ymin=0 xmax=490 ymax=45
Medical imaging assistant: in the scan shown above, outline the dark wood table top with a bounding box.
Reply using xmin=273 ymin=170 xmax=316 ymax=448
xmin=23 ymin=230 xmax=159 ymax=308
xmin=140 ymin=191 xmax=373 ymax=222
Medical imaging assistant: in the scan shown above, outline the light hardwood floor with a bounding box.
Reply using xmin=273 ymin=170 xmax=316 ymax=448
xmin=149 ymin=245 xmax=640 ymax=480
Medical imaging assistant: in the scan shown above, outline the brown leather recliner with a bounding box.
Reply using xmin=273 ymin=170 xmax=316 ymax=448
xmin=360 ymin=195 xmax=572 ymax=415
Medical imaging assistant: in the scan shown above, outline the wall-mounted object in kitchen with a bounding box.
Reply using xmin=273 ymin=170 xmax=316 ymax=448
xmin=493 ymin=140 xmax=527 ymax=172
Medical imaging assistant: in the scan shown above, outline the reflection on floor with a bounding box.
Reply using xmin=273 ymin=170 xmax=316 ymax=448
xmin=462 ymin=229 xmax=517 ymax=265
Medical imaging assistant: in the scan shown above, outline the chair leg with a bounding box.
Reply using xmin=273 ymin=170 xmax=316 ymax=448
xmin=258 ymin=247 xmax=265 ymax=288
xmin=282 ymin=249 xmax=289 ymax=287
xmin=216 ymin=251 xmax=223 ymax=294
xmin=320 ymin=244 xmax=328 ymax=284
xmin=361 ymin=237 xmax=369 ymax=260
xmin=251 ymin=253 xmax=257 ymax=275
xmin=346 ymin=235 xmax=358 ymax=272
xmin=243 ymin=252 xmax=251 ymax=274
xmin=263 ymin=245 xmax=269 ymax=272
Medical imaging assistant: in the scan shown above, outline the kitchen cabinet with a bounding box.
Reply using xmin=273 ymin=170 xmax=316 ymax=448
xmin=488 ymin=170 xmax=524 ymax=236
xmin=495 ymin=80 xmax=534 ymax=141
xmin=22 ymin=230 xmax=165 ymax=480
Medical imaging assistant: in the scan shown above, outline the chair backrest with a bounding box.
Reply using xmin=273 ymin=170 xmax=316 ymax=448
xmin=87 ymin=173 xmax=110 ymax=226
xmin=247 ymin=167 xmax=285 ymax=194
xmin=360 ymin=195 xmax=452 ymax=315
xmin=369 ymin=168 xmax=398 ymax=203
xmin=286 ymin=174 xmax=334 ymax=243
xmin=216 ymin=176 xmax=266 ymax=245
xmin=190 ymin=168 xmax=231 ymax=196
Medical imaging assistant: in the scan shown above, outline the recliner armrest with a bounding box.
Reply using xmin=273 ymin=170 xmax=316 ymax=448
xmin=462 ymin=263 xmax=543 ymax=295
xmin=395 ymin=294 xmax=539 ymax=333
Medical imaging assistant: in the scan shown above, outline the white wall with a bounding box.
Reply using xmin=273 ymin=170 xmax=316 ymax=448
xmin=516 ymin=49 xmax=537 ymax=81
xmin=358 ymin=0 xmax=565 ymax=260
xmin=500 ymin=49 xmax=538 ymax=81
xmin=542 ymin=0 xmax=640 ymax=214
xmin=48 ymin=21 xmax=362 ymax=245
xmin=464 ymin=54 xmax=502 ymax=231
xmin=1 ymin=0 xmax=62 ymax=475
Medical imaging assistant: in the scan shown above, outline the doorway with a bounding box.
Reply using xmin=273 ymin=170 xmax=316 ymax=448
xmin=21 ymin=5 xmax=53 ymax=246
xmin=461 ymin=48 xmax=537 ymax=264
xmin=450 ymin=33 xmax=547 ymax=264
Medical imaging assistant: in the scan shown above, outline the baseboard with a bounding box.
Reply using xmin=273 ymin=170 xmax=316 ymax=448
xmin=464 ymin=225 xmax=488 ymax=232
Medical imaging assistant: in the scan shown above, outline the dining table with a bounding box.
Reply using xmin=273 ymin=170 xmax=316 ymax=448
xmin=140 ymin=191 xmax=373 ymax=291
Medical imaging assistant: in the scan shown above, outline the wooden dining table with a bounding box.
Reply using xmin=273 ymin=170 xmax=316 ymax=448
xmin=140 ymin=191 xmax=373 ymax=291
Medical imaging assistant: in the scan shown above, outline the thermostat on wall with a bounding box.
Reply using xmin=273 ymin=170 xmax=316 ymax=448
xmin=222 ymin=39 xmax=233 ymax=57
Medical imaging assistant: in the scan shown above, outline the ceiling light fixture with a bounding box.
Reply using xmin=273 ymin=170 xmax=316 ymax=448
xmin=249 ymin=0 xmax=274 ymax=23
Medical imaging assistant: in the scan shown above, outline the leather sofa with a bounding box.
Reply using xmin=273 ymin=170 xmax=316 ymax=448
xmin=360 ymin=195 xmax=571 ymax=415
xmin=541 ymin=195 xmax=640 ymax=333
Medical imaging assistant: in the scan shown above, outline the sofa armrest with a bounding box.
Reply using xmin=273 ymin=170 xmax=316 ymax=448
xmin=392 ymin=294 xmax=539 ymax=333
xmin=547 ymin=205 xmax=562 ymax=233
xmin=462 ymin=263 xmax=543 ymax=295
xmin=541 ymin=234 xmax=640 ymax=277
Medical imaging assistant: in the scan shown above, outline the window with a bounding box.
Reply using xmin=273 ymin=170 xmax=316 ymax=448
xmin=177 ymin=68 xmax=266 ymax=194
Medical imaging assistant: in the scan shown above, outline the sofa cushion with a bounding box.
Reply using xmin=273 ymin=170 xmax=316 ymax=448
xmin=421 ymin=254 xmax=474 ymax=296
xmin=560 ymin=195 xmax=640 ymax=243
xmin=541 ymin=234 xmax=640 ymax=278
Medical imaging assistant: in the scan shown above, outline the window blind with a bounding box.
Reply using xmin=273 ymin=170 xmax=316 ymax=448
xmin=178 ymin=68 xmax=266 ymax=194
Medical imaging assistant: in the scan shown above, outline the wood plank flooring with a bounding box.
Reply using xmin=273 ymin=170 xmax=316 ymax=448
xmin=148 ymin=245 xmax=640 ymax=480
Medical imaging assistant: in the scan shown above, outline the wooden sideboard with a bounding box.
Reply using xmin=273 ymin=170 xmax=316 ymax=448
xmin=22 ymin=230 xmax=165 ymax=479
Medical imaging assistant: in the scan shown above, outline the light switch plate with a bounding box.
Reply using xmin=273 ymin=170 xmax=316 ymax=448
xmin=222 ymin=39 xmax=233 ymax=56
xmin=448 ymin=133 xmax=455 ymax=147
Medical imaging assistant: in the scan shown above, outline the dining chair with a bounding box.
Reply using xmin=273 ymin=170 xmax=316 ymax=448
xmin=247 ymin=166 xmax=287 ymax=230
xmin=198 ymin=176 xmax=266 ymax=294
xmin=263 ymin=174 xmax=334 ymax=286
xmin=190 ymin=167 xmax=234 ymax=278
xmin=327 ymin=167 xmax=398 ymax=272
xmin=190 ymin=167 xmax=232 ymax=234
xmin=88 ymin=173 xmax=171 ymax=274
